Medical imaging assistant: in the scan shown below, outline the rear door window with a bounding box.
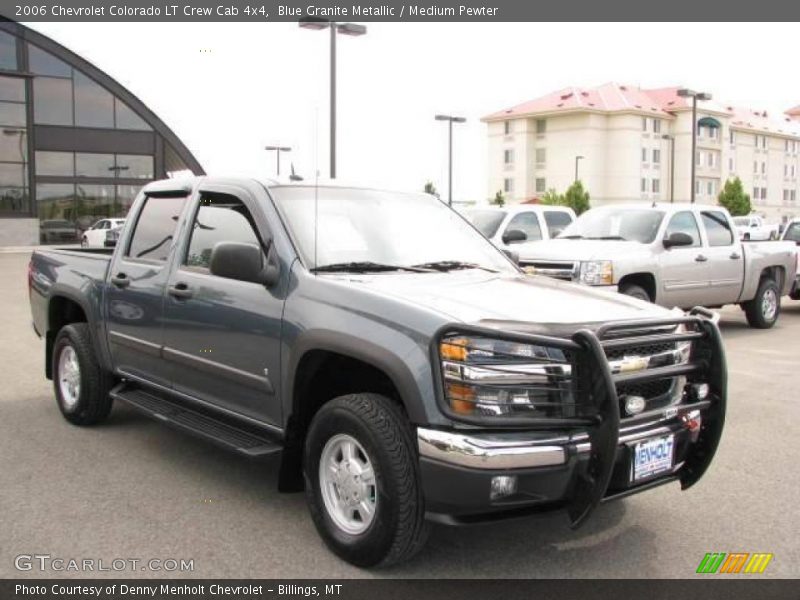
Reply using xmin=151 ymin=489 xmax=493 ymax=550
xmin=126 ymin=195 xmax=188 ymax=262
xmin=701 ymin=211 xmax=734 ymax=247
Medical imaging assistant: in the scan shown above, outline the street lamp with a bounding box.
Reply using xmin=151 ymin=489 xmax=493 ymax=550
xmin=662 ymin=134 xmax=675 ymax=203
xmin=574 ymin=155 xmax=584 ymax=182
xmin=265 ymin=145 xmax=291 ymax=176
xmin=434 ymin=114 xmax=467 ymax=207
xmin=299 ymin=18 xmax=367 ymax=179
xmin=677 ymin=88 xmax=712 ymax=203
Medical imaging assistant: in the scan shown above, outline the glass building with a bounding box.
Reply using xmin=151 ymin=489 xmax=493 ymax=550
xmin=0 ymin=20 xmax=204 ymax=246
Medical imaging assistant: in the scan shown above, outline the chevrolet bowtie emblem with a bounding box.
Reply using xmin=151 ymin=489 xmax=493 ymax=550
xmin=618 ymin=356 xmax=649 ymax=373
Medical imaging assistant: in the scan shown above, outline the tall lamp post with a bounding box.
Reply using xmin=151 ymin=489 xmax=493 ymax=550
xmin=677 ymin=88 xmax=712 ymax=203
xmin=265 ymin=145 xmax=291 ymax=176
xmin=661 ymin=134 xmax=675 ymax=203
xmin=574 ymin=155 xmax=584 ymax=182
xmin=434 ymin=114 xmax=466 ymax=206
xmin=299 ymin=18 xmax=367 ymax=179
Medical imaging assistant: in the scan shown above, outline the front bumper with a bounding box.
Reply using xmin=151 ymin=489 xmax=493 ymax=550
xmin=420 ymin=312 xmax=726 ymax=525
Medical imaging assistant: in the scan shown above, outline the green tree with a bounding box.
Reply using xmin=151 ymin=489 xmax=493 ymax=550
xmin=539 ymin=188 xmax=564 ymax=206
xmin=423 ymin=181 xmax=440 ymax=200
xmin=490 ymin=190 xmax=506 ymax=207
xmin=717 ymin=177 xmax=751 ymax=216
xmin=562 ymin=181 xmax=591 ymax=215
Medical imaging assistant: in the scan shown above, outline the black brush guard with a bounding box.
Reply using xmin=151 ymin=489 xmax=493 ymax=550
xmin=434 ymin=309 xmax=726 ymax=528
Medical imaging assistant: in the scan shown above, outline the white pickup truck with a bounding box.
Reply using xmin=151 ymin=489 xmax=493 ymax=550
xmin=733 ymin=214 xmax=779 ymax=241
xmin=518 ymin=203 xmax=798 ymax=328
xmin=782 ymin=218 xmax=800 ymax=299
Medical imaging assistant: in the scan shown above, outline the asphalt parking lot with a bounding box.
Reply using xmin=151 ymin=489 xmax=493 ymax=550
xmin=1 ymin=251 xmax=798 ymax=579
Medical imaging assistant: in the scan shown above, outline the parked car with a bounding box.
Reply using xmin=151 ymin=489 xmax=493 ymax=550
xmin=733 ymin=214 xmax=779 ymax=241
xmin=40 ymin=219 xmax=78 ymax=244
xmin=29 ymin=178 xmax=726 ymax=567
xmin=464 ymin=204 xmax=576 ymax=251
xmin=104 ymin=222 xmax=125 ymax=248
xmin=518 ymin=203 xmax=797 ymax=328
xmin=782 ymin=218 xmax=800 ymax=299
xmin=81 ymin=218 xmax=126 ymax=248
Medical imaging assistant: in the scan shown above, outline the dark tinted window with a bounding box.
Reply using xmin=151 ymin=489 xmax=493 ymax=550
xmin=74 ymin=71 xmax=114 ymax=128
xmin=467 ymin=209 xmax=506 ymax=238
xmin=28 ymin=44 xmax=71 ymax=77
xmin=127 ymin=195 xmax=188 ymax=262
xmin=784 ymin=222 xmax=800 ymax=243
xmin=506 ymin=212 xmax=543 ymax=242
xmin=185 ymin=194 xmax=261 ymax=270
xmin=33 ymin=77 xmax=73 ymax=125
xmin=543 ymin=210 xmax=573 ymax=236
xmin=0 ymin=31 xmax=16 ymax=70
xmin=114 ymin=98 xmax=152 ymax=131
xmin=701 ymin=211 xmax=734 ymax=247
xmin=0 ymin=76 xmax=25 ymax=102
xmin=665 ymin=211 xmax=701 ymax=247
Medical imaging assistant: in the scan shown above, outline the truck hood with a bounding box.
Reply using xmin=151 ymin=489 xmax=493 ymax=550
xmin=518 ymin=239 xmax=652 ymax=262
xmin=325 ymin=269 xmax=672 ymax=334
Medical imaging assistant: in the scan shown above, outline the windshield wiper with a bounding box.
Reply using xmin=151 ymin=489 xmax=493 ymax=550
xmin=311 ymin=261 xmax=432 ymax=273
xmin=587 ymin=235 xmax=628 ymax=241
xmin=411 ymin=260 xmax=499 ymax=273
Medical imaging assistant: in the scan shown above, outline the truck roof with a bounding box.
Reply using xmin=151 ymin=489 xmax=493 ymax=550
xmin=595 ymin=202 xmax=729 ymax=213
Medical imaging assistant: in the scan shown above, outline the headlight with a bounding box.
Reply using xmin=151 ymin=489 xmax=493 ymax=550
xmin=579 ymin=260 xmax=614 ymax=285
xmin=439 ymin=334 xmax=575 ymax=419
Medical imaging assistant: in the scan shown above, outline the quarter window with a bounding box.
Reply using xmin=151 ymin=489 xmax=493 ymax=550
xmin=701 ymin=211 xmax=734 ymax=247
xmin=665 ymin=211 xmax=701 ymax=247
xmin=185 ymin=193 xmax=262 ymax=270
xmin=126 ymin=195 xmax=188 ymax=262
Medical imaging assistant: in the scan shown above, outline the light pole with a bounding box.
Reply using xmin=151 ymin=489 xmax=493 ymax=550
xmin=662 ymin=134 xmax=675 ymax=203
xmin=574 ymin=155 xmax=584 ymax=182
xmin=677 ymin=88 xmax=712 ymax=203
xmin=434 ymin=114 xmax=466 ymax=206
xmin=299 ymin=18 xmax=367 ymax=179
xmin=265 ymin=145 xmax=291 ymax=176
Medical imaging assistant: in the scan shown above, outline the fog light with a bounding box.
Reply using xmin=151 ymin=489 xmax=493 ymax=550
xmin=490 ymin=475 xmax=518 ymax=500
xmin=693 ymin=383 xmax=710 ymax=400
xmin=624 ymin=395 xmax=646 ymax=415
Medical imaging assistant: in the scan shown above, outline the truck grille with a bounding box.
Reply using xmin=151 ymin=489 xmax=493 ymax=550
xmin=522 ymin=260 xmax=576 ymax=280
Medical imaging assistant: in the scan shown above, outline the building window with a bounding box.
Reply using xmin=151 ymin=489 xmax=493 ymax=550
xmin=642 ymin=117 xmax=648 ymax=132
xmin=33 ymin=77 xmax=73 ymax=126
xmin=707 ymin=181 xmax=715 ymax=196
xmin=653 ymin=119 xmax=661 ymax=134
xmin=504 ymin=178 xmax=514 ymax=193
xmin=642 ymin=148 xmax=648 ymax=163
xmin=696 ymin=180 xmax=702 ymax=196
xmin=729 ymin=129 xmax=736 ymax=145
xmin=535 ymin=178 xmax=546 ymax=193
xmin=504 ymin=121 xmax=511 ymax=135
xmin=753 ymin=161 xmax=758 ymax=174
xmin=0 ymin=75 xmax=28 ymax=216
xmin=708 ymin=153 xmax=716 ymax=168
xmin=0 ymin=31 xmax=17 ymax=70
xmin=536 ymin=119 xmax=546 ymax=134
xmin=652 ymin=149 xmax=661 ymax=164
xmin=641 ymin=178 xmax=647 ymax=193
xmin=696 ymin=151 xmax=702 ymax=166
xmin=535 ymin=148 xmax=546 ymax=165
xmin=74 ymin=71 xmax=114 ymax=128
xmin=761 ymin=162 xmax=767 ymax=175
xmin=785 ymin=165 xmax=789 ymax=178
xmin=709 ymin=127 xmax=718 ymax=140
xmin=28 ymin=44 xmax=72 ymax=77
xmin=792 ymin=190 xmax=797 ymax=202
xmin=652 ymin=179 xmax=660 ymax=194
xmin=503 ymin=149 xmax=514 ymax=164
xmin=753 ymin=187 xmax=759 ymax=200
xmin=729 ymin=157 xmax=735 ymax=172
xmin=792 ymin=165 xmax=797 ymax=178
xmin=35 ymin=151 xmax=74 ymax=177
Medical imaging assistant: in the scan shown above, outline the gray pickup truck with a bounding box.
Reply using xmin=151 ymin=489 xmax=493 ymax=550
xmin=517 ymin=203 xmax=797 ymax=329
xmin=29 ymin=178 xmax=726 ymax=567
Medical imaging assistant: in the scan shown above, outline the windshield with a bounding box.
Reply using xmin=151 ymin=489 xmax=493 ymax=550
xmin=784 ymin=222 xmax=800 ymax=243
xmin=465 ymin=209 xmax=506 ymax=238
xmin=271 ymin=186 xmax=516 ymax=273
xmin=733 ymin=217 xmax=750 ymax=226
xmin=558 ymin=208 xmax=665 ymax=243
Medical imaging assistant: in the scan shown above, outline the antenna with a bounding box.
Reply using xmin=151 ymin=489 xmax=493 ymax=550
xmin=313 ymin=107 xmax=319 ymax=273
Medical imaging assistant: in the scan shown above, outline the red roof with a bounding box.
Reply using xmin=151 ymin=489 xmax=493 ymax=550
xmin=786 ymin=104 xmax=800 ymax=116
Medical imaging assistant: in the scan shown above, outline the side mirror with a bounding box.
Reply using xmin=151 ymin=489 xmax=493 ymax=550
xmin=209 ymin=241 xmax=279 ymax=286
xmin=502 ymin=229 xmax=527 ymax=245
xmin=663 ymin=232 xmax=694 ymax=248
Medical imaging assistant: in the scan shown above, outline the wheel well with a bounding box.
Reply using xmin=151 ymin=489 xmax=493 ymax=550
xmin=618 ymin=272 xmax=656 ymax=302
xmin=278 ymin=350 xmax=403 ymax=492
xmin=759 ymin=266 xmax=784 ymax=289
xmin=45 ymin=296 xmax=87 ymax=379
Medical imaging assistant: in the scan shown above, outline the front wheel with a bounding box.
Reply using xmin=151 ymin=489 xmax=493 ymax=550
xmin=52 ymin=323 xmax=114 ymax=425
xmin=80 ymin=236 xmax=88 ymax=248
xmin=304 ymin=394 xmax=429 ymax=567
xmin=620 ymin=283 xmax=652 ymax=303
xmin=743 ymin=278 xmax=780 ymax=329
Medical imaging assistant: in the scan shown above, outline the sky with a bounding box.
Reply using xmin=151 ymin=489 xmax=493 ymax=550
xmin=26 ymin=22 xmax=800 ymax=202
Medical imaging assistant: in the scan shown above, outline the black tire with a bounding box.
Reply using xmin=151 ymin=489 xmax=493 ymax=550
xmin=52 ymin=323 xmax=114 ymax=425
xmin=743 ymin=233 xmax=750 ymax=241
xmin=620 ymin=283 xmax=651 ymax=303
xmin=80 ymin=237 xmax=88 ymax=248
xmin=304 ymin=393 xmax=429 ymax=567
xmin=743 ymin=278 xmax=780 ymax=329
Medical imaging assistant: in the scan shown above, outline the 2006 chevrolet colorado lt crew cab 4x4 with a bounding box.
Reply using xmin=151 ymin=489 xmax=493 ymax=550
xmin=29 ymin=178 xmax=726 ymax=567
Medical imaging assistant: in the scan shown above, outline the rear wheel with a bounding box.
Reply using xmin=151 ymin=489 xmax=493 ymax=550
xmin=304 ymin=393 xmax=429 ymax=567
xmin=80 ymin=236 xmax=88 ymax=248
xmin=620 ymin=283 xmax=651 ymax=303
xmin=743 ymin=278 xmax=780 ymax=329
xmin=52 ymin=323 xmax=114 ymax=425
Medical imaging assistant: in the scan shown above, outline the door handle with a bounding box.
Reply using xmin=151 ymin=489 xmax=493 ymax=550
xmin=729 ymin=252 xmax=741 ymax=260
xmin=168 ymin=283 xmax=193 ymax=299
xmin=695 ymin=255 xmax=708 ymax=262
xmin=110 ymin=273 xmax=130 ymax=288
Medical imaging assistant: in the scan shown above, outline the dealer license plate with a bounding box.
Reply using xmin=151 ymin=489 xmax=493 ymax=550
xmin=632 ymin=435 xmax=674 ymax=482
